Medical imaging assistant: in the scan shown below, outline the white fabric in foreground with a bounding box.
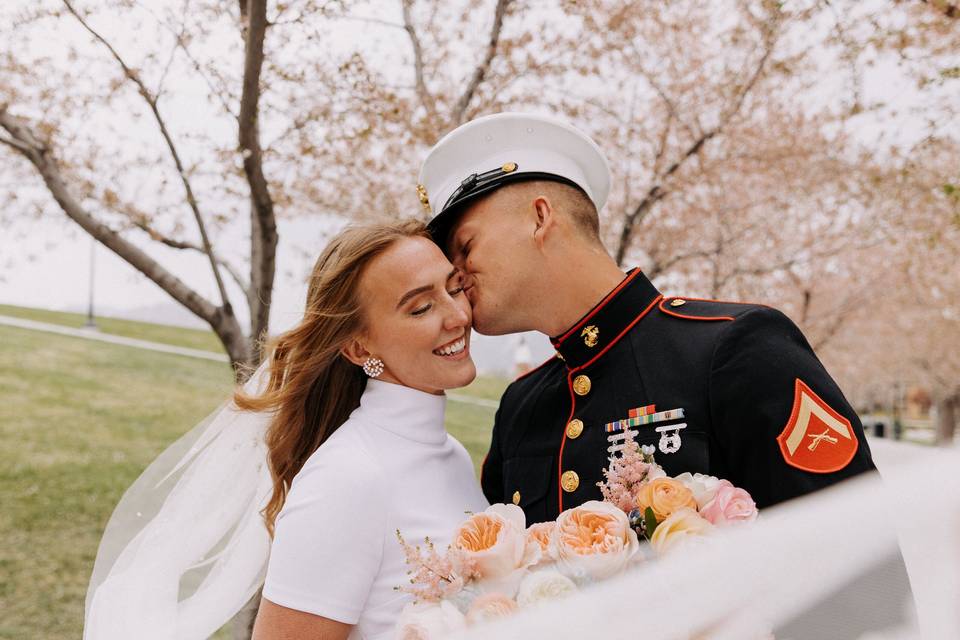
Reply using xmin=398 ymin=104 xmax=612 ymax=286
xmin=450 ymin=440 xmax=960 ymax=640
xmin=263 ymin=379 xmax=488 ymax=639
xmin=83 ymin=365 xmax=273 ymax=640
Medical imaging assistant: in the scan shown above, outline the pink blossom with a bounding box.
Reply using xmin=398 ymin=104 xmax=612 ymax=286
xmin=597 ymin=444 xmax=657 ymax=514
xmin=396 ymin=531 xmax=466 ymax=602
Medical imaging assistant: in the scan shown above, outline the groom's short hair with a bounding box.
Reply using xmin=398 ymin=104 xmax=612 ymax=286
xmin=507 ymin=180 xmax=602 ymax=244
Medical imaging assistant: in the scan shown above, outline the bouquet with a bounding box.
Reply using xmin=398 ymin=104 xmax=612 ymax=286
xmin=394 ymin=443 xmax=758 ymax=639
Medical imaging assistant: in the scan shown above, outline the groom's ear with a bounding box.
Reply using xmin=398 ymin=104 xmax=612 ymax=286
xmin=531 ymin=195 xmax=557 ymax=249
xmin=340 ymin=337 xmax=372 ymax=367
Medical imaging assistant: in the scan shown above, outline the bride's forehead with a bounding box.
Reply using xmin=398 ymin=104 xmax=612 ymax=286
xmin=366 ymin=237 xmax=451 ymax=284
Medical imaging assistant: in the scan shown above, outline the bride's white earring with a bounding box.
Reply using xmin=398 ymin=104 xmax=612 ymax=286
xmin=362 ymin=357 xmax=384 ymax=378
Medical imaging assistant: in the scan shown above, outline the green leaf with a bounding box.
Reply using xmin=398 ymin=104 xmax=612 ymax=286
xmin=644 ymin=507 xmax=659 ymax=539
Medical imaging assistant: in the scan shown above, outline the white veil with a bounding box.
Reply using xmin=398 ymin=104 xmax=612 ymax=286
xmin=83 ymin=363 xmax=274 ymax=640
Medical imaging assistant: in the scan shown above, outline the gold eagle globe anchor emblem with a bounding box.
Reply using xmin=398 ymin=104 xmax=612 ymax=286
xmin=415 ymin=184 xmax=431 ymax=213
xmin=581 ymin=325 xmax=599 ymax=348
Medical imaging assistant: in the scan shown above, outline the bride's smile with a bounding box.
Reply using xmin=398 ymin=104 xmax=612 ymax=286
xmin=432 ymin=333 xmax=469 ymax=359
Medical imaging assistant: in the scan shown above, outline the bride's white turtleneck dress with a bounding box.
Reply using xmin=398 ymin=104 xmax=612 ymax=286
xmin=262 ymin=379 xmax=488 ymax=639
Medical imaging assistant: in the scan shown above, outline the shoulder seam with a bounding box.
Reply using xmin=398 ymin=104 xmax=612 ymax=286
xmin=658 ymin=297 xmax=735 ymax=322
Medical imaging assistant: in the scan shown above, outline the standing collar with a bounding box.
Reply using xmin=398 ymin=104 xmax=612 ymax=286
xmin=353 ymin=379 xmax=448 ymax=445
xmin=550 ymin=269 xmax=661 ymax=369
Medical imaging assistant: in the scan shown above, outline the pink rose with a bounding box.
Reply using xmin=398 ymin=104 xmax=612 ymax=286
xmin=699 ymin=482 xmax=758 ymax=526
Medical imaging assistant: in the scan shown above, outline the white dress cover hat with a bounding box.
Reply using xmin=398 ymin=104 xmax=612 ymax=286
xmin=417 ymin=112 xmax=611 ymax=244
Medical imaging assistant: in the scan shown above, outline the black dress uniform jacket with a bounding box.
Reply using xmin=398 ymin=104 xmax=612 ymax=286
xmin=481 ymin=269 xmax=876 ymax=524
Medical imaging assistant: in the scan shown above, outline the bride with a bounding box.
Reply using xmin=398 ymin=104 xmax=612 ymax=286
xmin=84 ymin=219 xmax=489 ymax=640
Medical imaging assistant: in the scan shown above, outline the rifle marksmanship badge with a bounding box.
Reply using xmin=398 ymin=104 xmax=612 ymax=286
xmin=776 ymin=378 xmax=858 ymax=473
xmin=605 ymin=405 xmax=688 ymax=457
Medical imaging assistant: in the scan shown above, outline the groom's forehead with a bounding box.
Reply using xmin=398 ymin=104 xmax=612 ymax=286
xmin=417 ymin=112 xmax=611 ymax=245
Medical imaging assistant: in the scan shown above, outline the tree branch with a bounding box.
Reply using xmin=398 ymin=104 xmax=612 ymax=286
xmin=61 ymin=0 xmax=233 ymax=313
xmin=0 ymin=107 xmax=227 ymax=330
xmin=614 ymin=22 xmax=779 ymax=267
xmin=0 ymin=133 xmax=33 ymax=153
xmin=132 ymin=220 xmax=251 ymax=293
xmin=238 ymin=0 xmax=278 ymax=349
xmin=919 ymin=0 xmax=958 ymax=18
xmin=614 ymin=128 xmax=715 ymax=266
xmin=401 ymin=0 xmax=434 ymax=116
xmin=451 ymin=0 xmax=512 ymax=126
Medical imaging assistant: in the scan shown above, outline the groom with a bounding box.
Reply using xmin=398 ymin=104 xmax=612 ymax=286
xmin=416 ymin=112 xmax=877 ymax=524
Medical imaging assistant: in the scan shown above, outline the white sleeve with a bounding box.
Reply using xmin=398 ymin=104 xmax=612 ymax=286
xmin=262 ymin=443 xmax=388 ymax=623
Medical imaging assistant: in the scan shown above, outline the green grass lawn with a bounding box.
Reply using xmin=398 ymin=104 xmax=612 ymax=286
xmin=0 ymin=311 xmax=504 ymax=639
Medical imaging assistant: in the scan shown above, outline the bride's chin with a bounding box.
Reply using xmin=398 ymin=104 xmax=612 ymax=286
xmin=444 ymin=361 xmax=477 ymax=390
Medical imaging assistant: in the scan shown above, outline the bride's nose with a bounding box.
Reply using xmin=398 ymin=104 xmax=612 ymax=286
xmin=442 ymin=298 xmax=470 ymax=331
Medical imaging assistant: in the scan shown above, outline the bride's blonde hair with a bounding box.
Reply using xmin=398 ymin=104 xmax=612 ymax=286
xmin=235 ymin=219 xmax=430 ymax=537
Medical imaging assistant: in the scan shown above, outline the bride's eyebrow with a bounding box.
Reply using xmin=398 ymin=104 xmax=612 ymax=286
xmin=395 ymin=269 xmax=458 ymax=309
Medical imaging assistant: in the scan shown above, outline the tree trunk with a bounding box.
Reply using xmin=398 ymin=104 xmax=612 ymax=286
xmin=934 ymin=394 xmax=958 ymax=447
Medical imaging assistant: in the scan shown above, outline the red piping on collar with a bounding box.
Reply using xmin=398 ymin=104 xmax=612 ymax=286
xmin=556 ymin=293 xmax=663 ymax=512
xmin=552 ymin=270 xmax=641 ymax=346
xmin=570 ymin=294 xmax=664 ymax=373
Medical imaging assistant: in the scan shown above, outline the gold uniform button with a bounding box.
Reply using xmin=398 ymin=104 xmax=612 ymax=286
xmin=561 ymin=470 xmax=580 ymax=493
xmin=572 ymin=374 xmax=591 ymax=396
xmin=670 ymin=298 xmax=687 ymax=307
xmin=566 ymin=419 xmax=584 ymax=439
xmin=512 ymin=491 xmax=521 ymax=505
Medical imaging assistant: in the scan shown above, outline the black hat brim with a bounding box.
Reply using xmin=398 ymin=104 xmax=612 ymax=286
xmin=426 ymin=172 xmax=583 ymax=251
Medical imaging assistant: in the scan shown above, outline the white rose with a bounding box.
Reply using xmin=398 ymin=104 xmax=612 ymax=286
xmin=395 ymin=600 xmax=466 ymax=640
xmin=516 ymin=569 xmax=578 ymax=606
xmin=649 ymin=508 xmax=715 ymax=556
xmin=645 ymin=464 xmax=667 ymax=482
xmin=675 ymin=472 xmax=723 ymax=509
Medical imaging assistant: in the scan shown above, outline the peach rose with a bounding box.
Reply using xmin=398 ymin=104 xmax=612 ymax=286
xmin=552 ymin=500 xmax=640 ymax=582
xmin=396 ymin=601 xmax=466 ymax=640
xmin=699 ymin=482 xmax=758 ymax=526
xmin=635 ymin=477 xmax=698 ymax=522
xmin=453 ymin=504 xmax=539 ymax=595
xmin=464 ymin=592 xmax=519 ymax=625
xmin=526 ymin=522 xmax=556 ymax=560
xmin=649 ymin=507 xmax=714 ymax=556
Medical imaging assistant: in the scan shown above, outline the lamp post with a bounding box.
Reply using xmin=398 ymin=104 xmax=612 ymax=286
xmin=84 ymin=236 xmax=97 ymax=330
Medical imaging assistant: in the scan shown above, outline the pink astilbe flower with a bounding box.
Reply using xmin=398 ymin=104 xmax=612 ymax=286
xmin=396 ymin=531 xmax=474 ymax=603
xmin=598 ymin=443 xmax=658 ymax=514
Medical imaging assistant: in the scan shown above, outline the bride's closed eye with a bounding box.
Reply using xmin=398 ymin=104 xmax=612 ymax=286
xmin=410 ymin=275 xmax=465 ymax=316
